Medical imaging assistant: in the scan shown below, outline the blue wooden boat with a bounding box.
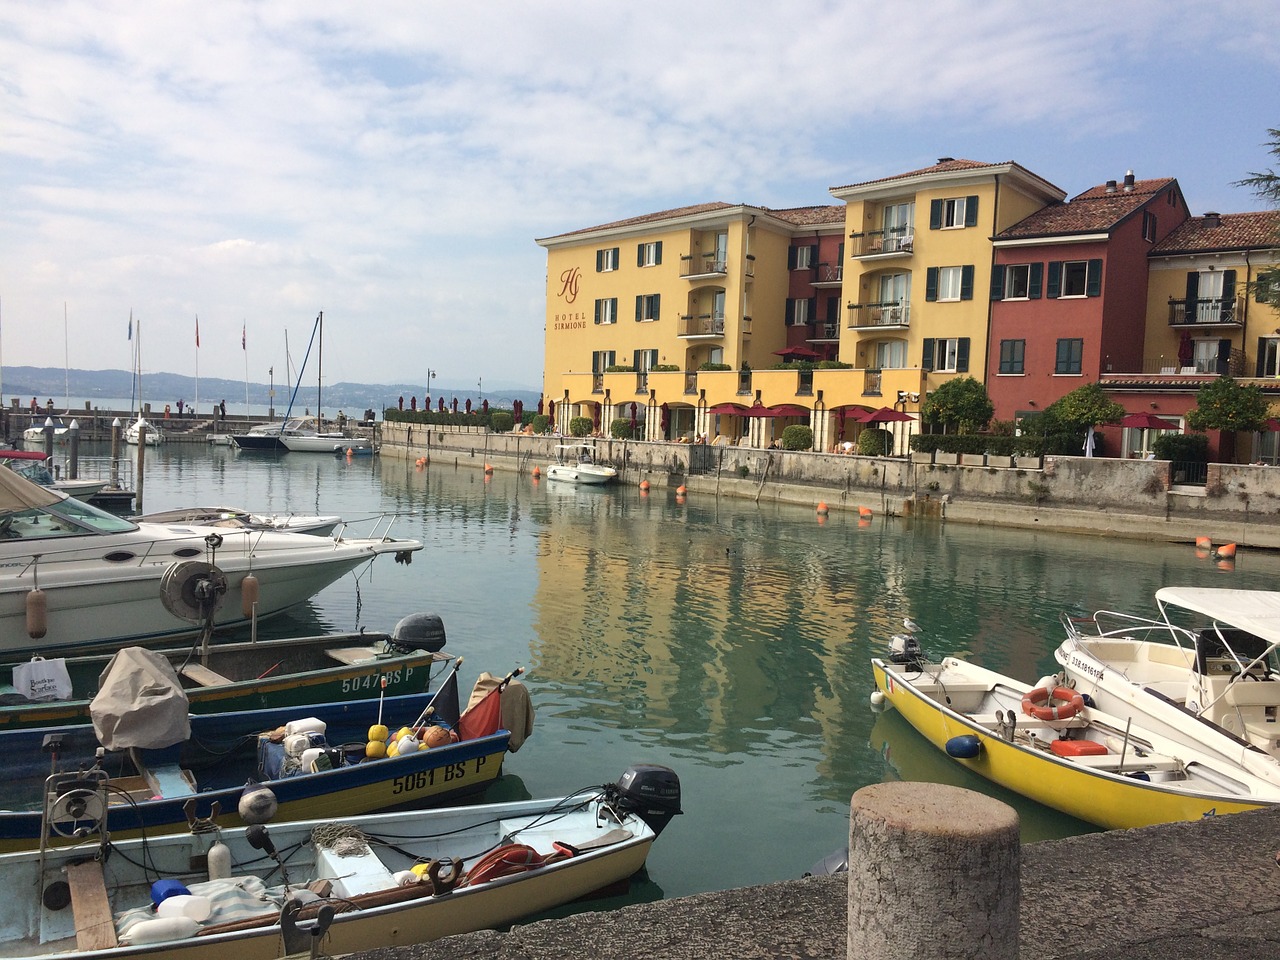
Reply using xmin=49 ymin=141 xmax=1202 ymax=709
xmin=0 ymin=688 xmax=516 ymax=853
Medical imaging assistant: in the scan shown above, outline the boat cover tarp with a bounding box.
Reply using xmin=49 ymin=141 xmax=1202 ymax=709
xmin=466 ymin=673 xmax=535 ymax=752
xmin=0 ymin=466 xmax=63 ymax=512
xmin=90 ymin=647 xmax=190 ymax=749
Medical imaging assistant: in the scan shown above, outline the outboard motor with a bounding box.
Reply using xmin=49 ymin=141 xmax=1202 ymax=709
xmin=391 ymin=612 xmax=447 ymax=653
xmin=888 ymin=632 xmax=922 ymax=668
xmin=613 ymin=764 xmax=682 ymax=837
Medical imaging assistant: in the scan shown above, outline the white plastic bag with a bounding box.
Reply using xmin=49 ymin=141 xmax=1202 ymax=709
xmin=12 ymin=656 xmax=72 ymax=701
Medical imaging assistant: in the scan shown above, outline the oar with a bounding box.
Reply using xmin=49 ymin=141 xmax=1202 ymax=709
xmin=407 ymin=656 xmax=465 ymax=731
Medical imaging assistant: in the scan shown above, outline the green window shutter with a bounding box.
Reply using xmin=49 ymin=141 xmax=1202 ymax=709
xmin=1258 ymin=338 xmax=1267 ymax=377
xmin=809 ymin=244 xmax=818 ymax=266
xmin=1046 ymin=262 xmax=1062 ymax=299
xmin=1085 ymin=259 xmax=1103 ymax=297
xmin=1223 ymin=269 xmax=1237 ymax=301
xmin=957 ymin=338 xmax=970 ymax=372
xmin=808 ymin=296 xmax=817 ymax=318
xmin=926 ymin=267 xmax=939 ymax=301
xmin=652 ymin=293 xmax=660 ymax=320
xmin=654 ymin=241 xmax=662 ymax=266
xmin=964 ymin=196 xmax=979 ymax=227
xmin=635 ymin=295 xmax=643 ymax=321
xmin=921 ymin=339 xmax=935 ymax=371
xmin=1029 ymin=262 xmax=1043 ymax=299
xmin=637 ymin=245 xmax=645 ymax=267
xmin=837 ymin=241 xmax=844 ymax=262
xmin=633 ymin=349 xmax=642 ymax=369
xmin=929 ymin=200 xmax=942 ymax=230
xmin=960 ymin=265 xmax=975 ymax=300
xmin=612 ymin=247 xmax=619 ymax=267
xmin=596 ymin=250 xmax=603 ymax=272
xmin=1185 ymin=272 xmax=1199 ymax=302
xmin=990 ymin=266 xmax=1005 ymax=301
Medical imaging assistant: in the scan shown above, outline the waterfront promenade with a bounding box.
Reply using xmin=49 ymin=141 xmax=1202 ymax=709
xmin=354 ymin=795 xmax=1280 ymax=960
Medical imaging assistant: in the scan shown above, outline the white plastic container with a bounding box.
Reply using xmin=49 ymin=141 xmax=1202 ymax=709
xmin=124 ymin=916 xmax=201 ymax=944
xmin=285 ymin=717 xmax=327 ymax=737
xmin=298 ymin=747 xmax=325 ymax=770
xmin=156 ymin=895 xmax=212 ymax=922
xmin=284 ymin=733 xmax=312 ymax=757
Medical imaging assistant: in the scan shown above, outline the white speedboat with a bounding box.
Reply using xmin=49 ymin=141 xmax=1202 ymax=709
xmin=0 ymin=468 xmax=422 ymax=657
xmin=123 ymin=416 xmax=164 ymax=446
xmin=0 ymin=455 xmax=107 ymax=501
xmin=134 ymin=506 xmax=342 ymax=537
xmin=1056 ymin=587 xmax=1280 ymax=781
xmin=20 ymin=417 xmax=70 ymax=446
xmin=0 ymin=764 xmax=678 ymax=960
xmin=280 ymin=429 xmax=373 ymax=454
xmin=545 ymin=443 xmax=617 ymax=485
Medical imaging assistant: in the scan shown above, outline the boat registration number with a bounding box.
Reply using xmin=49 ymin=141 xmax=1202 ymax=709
xmin=341 ymin=667 xmax=414 ymax=693
xmin=391 ymin=756 xmax=490 ymax=795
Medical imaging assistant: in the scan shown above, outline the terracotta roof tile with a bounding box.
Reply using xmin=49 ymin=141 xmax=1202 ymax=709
xmin=764 ymin=205 xmax=846 ymax=226
xmin=547 ymin=202 xmax=737 ymax=239
xmin=831 ymin=158 xmax=999 ymax=192
xmin=997 ymin=178 xmax=1178 ymax=238
xmin=1151 ymin=211 xmax=1280 ymax=254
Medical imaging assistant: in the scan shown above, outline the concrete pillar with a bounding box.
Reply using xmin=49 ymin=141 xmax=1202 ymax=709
xmin=847 ymin=782 xmax=1019 ymax=960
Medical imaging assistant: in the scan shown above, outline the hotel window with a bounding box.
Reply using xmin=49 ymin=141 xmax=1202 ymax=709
xmin=1046 ymin=259 xmax=1102 ymax=298
xmin=876 ymin=340 xmax=907 ymax=369
xmin=594 ymin=298 xmax=618 ymax=325
xmin=637 ymin=241 xmax=663 ymax=267
xmin=991 ymin=263 xmax=1043 ymax=300
xmin=1055 ymin=338 xmax=1083 ymax=374
xmin=927 ymin=265 xmax=974 ymax=302
xmin=592 ymin=351 xmax=616 ymax=373
xmin=921 ymin=337 xmax=969 ymax=373
xmin=929 ymin=195 xmax=978 ymax=230
xmin=596 ymin=247 xmax=619 ymax=272
xmin=789 ymin=244 xmax=817 ymax=270
xmin=999 ymin=339 xmax=1025 ymax=374
xmin=786 ymin=297 xmax=815 ymax=326
xmin=1256 ymin=337 xmax=1280 ymax=378
xmin=634 ymin=348 xmax=658 ymax=372
xmin=635 ymin=293 xmax=660 ymax=322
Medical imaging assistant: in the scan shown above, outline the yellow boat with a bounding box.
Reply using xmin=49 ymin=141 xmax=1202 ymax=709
xmin=871 ymin=654 xmax=1280 ymax=829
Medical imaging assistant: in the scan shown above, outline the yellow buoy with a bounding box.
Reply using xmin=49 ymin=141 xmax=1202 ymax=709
xmin=241 ymin=573 xmax=260 ymax=618
xmin=25 ymin=588 xmax=47 ymax=640
xmin=368 ymin=723 xmax=389 ymax=742
xmin=365 ymin=739 xmax=387 ymax=759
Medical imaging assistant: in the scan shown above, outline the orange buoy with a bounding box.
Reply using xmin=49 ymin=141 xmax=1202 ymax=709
xmin=639 ymin=480 xmax=650 ymax=492
xmin=676 ymin=484 xmax=687 ymax=496
xmin=1216 ymin=559 xmax=1236 ymax=571
xmin=346 ymin=448 xmax=355 ymax=457
xmin=484 ymin=464 xmax=493 ymax=474
xmin=241 ymin=573 xmax=260 ymax=618
xmin=1195 ymin=536 xmax=1212 ymax=549
xmin=532 ymin=466 xmax=541 ymax=478
xmin=25 ymin=588 xmax=47 ymax=639
xmin=857 ymin=519 xmax=871 ymax=528
xmin=816 ymin=501 xmax=829 ymax=515
xmin=1215 ymin=542 xmax=1237 ymax=560
xmin=858 ymin=506 xmax=873 ymax=518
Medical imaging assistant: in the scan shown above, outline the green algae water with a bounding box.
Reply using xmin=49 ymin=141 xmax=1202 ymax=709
xmin=122 ymin=442 xmax=1280 ymax=906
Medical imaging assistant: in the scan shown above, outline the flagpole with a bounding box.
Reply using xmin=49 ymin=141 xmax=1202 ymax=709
xmin=194 ymin=314 xmax=200 ymax=420
xmin=409 ymin=657 xmax=466 ymax=730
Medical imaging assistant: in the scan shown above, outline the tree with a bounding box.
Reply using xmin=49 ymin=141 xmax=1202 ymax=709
xmin=1048 ymin=382 xmax=1125 ymax=428
xmin=1234 ymin=128 xmax=1280 ymax=307
xmin=1185 ymin=376 xmax=1270 ymax=432
xmin=919 ymin=377 xmax=993 ymax=433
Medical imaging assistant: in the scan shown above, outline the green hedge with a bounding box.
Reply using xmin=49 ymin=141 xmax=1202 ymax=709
xmin=781 ymin=425 xmax=812 ymax=450
xmin=1153 ymin=431 xmax=1209 ymax=462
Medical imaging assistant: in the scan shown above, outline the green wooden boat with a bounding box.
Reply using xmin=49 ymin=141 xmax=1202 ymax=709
xmin=0 ymin=613 xmax=452 ymax=730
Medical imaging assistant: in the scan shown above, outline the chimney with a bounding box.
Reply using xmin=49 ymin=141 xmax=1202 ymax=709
xmin=1123 ymin=170 xmax=1135 ymax=192
xmin=936 ymin=157 xmax=955 ymax=164
xmin=1203 ymin=211 xmax=1221 ymax=228
xmin=1104 ymin=180 xmax=1117 ymax=194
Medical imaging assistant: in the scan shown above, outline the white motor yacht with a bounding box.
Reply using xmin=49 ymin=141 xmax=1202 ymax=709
xmin=0 ymin=469 xmax=422 ymax=657
xmin=545 ymin=443 xmax=617 ymax=485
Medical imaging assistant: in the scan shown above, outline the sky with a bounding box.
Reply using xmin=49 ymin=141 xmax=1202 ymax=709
xmin=2 ymin=1 xmax=1277 ymax=395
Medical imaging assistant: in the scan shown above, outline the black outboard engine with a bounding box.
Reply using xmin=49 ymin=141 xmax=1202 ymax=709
xmin=613 ymin=764 xmax=682 ymax=837
xmin=888 ymin=632 xmax=922 ymax=668
xmin=391 ymin=612 xmax=447 ymax=653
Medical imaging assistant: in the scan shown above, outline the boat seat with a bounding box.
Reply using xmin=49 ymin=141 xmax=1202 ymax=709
xmin=326 ymin=646 xmax=374 ymax=666
xmin=180 ymin=663 xmax=231 ymax=687
xmin=66 ymin=860 xmax=118 ymax=951
xmin=128 ymin=749 xmax=197 ymax=798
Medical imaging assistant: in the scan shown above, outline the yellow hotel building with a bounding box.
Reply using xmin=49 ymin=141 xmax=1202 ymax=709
xmin=536 ymin=158 xmax=1066 ymax=450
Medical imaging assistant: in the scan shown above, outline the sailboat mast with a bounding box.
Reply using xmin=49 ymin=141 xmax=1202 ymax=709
xmin=317 ymin=311 xmax=323 ymax=423
xmin=63 ymin=303 xmax=69 ymax=409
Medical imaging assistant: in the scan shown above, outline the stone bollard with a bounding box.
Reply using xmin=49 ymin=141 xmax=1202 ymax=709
xmin=847 ymin=782 xmax=1019 ymax=960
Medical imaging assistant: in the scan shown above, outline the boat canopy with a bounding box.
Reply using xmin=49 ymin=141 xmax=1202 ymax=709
xmin=1156 ymin=587 xmax=1280 ymax=651
xmin=0 ymin=466 xmax=63 ymax=511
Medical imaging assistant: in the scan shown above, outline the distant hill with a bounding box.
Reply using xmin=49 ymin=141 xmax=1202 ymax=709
xmin=0 ymin=367 xmax=543 ymax=412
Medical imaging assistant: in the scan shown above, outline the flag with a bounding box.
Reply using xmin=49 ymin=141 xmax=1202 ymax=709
xmin=241 ymin=323 xmax=246 ymax=351
xmin=458 ymin=685 xmax=503 ymax=741
xmin=195 ymin=315 xmax=200 ymax=348
xmin=431 ymin=669 xmax=461 ymax=728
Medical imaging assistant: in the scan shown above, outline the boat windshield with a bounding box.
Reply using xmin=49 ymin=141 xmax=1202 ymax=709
xmin=0 ymin=496 xmax=138 ymax=540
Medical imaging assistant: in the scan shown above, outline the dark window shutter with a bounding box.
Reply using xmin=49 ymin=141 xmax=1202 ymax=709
xmin=808 ymin=296 xmax=817 ymax=319
xmin=1223 ymin=269 xmax=1237 ymax=301
xmin=787 ymin=247 xmax=797 ymax=270
xmin=594 ymin=300 xmax=601 ymax=325
xmin=654 ymin=242 xmax=662 ymax=266
xmin=1029 ymin=262 xmax=1043 ymax=299
xmin=785 ymin=299 xmax=795 ymax=324
xmin=837 ymin=241 xmax=844 ymax=262
xmin=1258 ymin=338 xmax=1267 ymax=378
xmin=929 ymin=200 xmax=942 ymax=230
xmin=926 ymin=267 xmax=939 ymax=302
xmin=827 ymin=295 xmax=840 ymax=321
xmin=964 ymin=196 xmax=979 ymax=227
xmin=1086 ymin=259 xmax=1103 ymax=297
xmin=637 ymin=245 xmax=645 ymax=267
xmin=1046 ymin=261 xmax=1062 ymax=299
xmin=633 ymin=349 xmax=642 ymax=369
xmin=652 ymin=293 xmax=660 ymax=320
xmin=612 ymin=247 xmax=619 ymax=266
xmin=635 ymin=295 xmax=643 ymax=321
xmin=809 ymin=244 xmax=818 ymax=267
xmin=596 ymin=250 xmax=603 ymax=272
xmin=957 ymin=338 xmax=970 ymax=372
xmin=1185 ymin=271 xmax=1199 ymax=303
xmin=1217 ymin=338 xmax=1231 ymax=374
xmin=990 ymin=266 xmax=1005 ymax=301
xmin=921 ymin=339 xmax=935 ymax=371
xmin=960 ymin=265 xmax=975 ymax=300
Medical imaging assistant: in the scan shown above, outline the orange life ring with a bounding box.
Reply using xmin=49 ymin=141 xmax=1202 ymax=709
xmin=1021 ymin=685 xmax=1084 ymax=721
xmin=461 ymin=843 xmax=544 ymax=886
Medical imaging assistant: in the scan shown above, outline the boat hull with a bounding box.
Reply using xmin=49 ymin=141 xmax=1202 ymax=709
xmin=545 ymin=465 xmax=616 ymax=485
xmin=281 ymin=433 xmax=373 ymax=453
xmin=230 ymin=434 xmax=284 ymax=450
xmin=872 ymin=659 xmax=1274 ymax=830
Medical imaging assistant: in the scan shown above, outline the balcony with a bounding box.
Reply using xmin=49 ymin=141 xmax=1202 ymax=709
xmin=863 ymin=369 xmax=883 ymax=397
xmin=1168 ymin=296 xmax=1243 ymax=328
xmin=680 ymin=254 xmax=728 ymax=279
xmin=809 ymin=322 xmax=840 ymax=344
xmin=849 ymin=229 xmax=914 ymax=259
xmin=811 ymin=263 xmax=843 ymax=288
xmin=847 ymin=301 xmax=910 ymax=330
xmin=679 ymin=314 xmax=726 ymax=339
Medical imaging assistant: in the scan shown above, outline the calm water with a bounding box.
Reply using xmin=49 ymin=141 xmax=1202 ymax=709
xmin=107 ymin=442 xmax=1280 ymax=904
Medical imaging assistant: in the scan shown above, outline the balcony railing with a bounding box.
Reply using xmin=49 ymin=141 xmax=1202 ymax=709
xmin=847 ymin=301 xmax=910 ymax=329
xmin=678 ymin=315 xmax=726 ymax=338
xmin=810 ymin=323 xmax=840 ymax=342
xmin=636 ymin=371 xmax=649 ymax=394
xmin=849 ymin=229 xmax=914 ymax=258
xmin=684 ymin=372 xmax=698 ymax=394
xmin=1102 ymin=349 xmax=1246 ymax=377
xmin=812 ymin=263 xmax=843 ymax=286
xmin=737 ymin=370 xmax=752 ymax=395
xmin=1167 ymin=296 xmax=1243 ymax=327
xmin=863 ymin=369 xmax=883 ymax=397
xmin=680 ymin=254 xmax=728 ymax=279
xmin=592 ymin=373 xmax=604 ymax=393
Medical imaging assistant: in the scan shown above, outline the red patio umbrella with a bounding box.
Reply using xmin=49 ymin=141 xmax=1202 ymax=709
xmin=861 ymin=407 xmax=915 ymax=425
xmin=629 ymin=401 xmax=638 ymax=434
xmin=451 ymin=397 xmax=459 ymax=413
xmin=593 ymin=403 xmax=601 ymax=430
xmin=465 ymin=398 xmax=472 ymax=414
xmin=537 ymin=397 xmax=544 ymax=416
xmin=773 ymin=344 xmax=822 ymax=361
xmin=1117 ymin=411 xmax=1179 ymax=430
xmin=438 ymin=397 xmax=445 ymax=413
xmin=708 ymin=402 xmax=749 ymax=416
xmin=482 ymin=399 xmax=489 ymax=413
xmin=660 ymin=402 xmax=670 ymax=432
xmin=761 ymin=404 xmax=811 ymax=418
xmin=1263 ymin=418 xmax=1280 ymax=432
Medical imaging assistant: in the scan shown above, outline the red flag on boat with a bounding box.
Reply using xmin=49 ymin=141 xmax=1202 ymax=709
xmin=458 ymin=686 xmax=503 ymax=740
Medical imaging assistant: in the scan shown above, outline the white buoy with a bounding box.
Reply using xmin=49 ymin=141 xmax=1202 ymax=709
xmin=870 ymin=690 xmax=886 ymax=708
xmin=206 ymin=840 xmax=231 ymax=881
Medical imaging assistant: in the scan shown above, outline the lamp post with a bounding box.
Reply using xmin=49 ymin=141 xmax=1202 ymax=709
xmin=477 ymin=377 xmax=483 ymax=401
xmin=426 ymin=369 xmax=436 ymax=406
